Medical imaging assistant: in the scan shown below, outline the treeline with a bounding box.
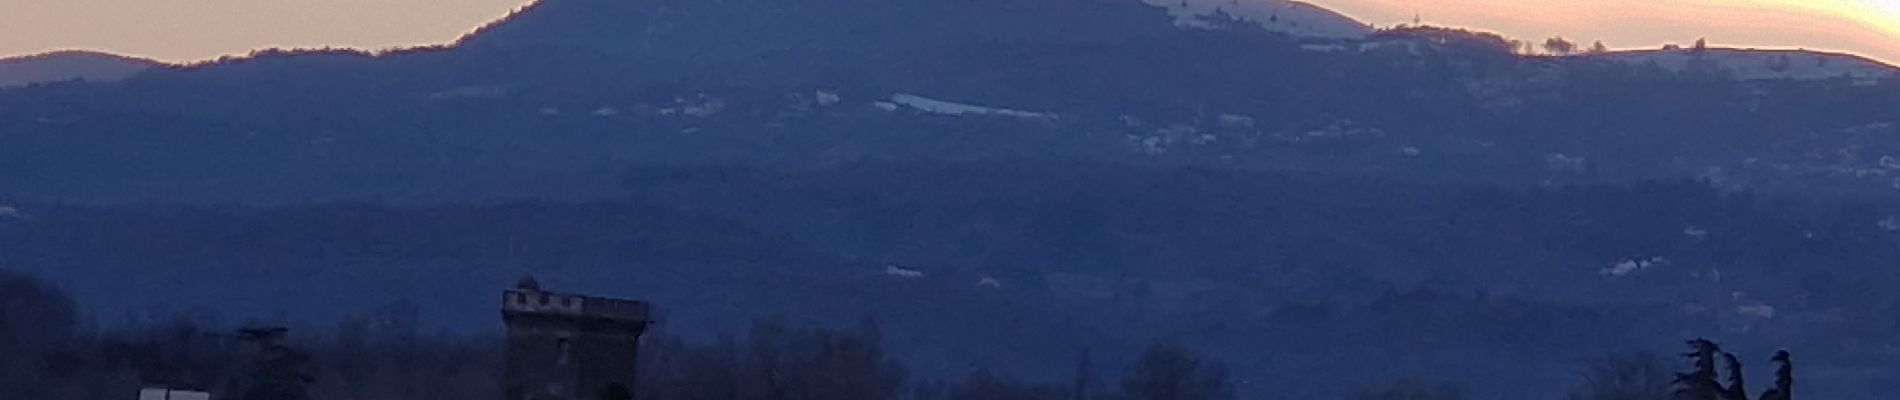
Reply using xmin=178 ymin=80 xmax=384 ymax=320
xmin=3 ymin=267 xmax=1221 ymax=400
xmin=1 ymin=268 xmax=497 ymax=400
xmin=3 ymin=268 xmax=1755 ymax=400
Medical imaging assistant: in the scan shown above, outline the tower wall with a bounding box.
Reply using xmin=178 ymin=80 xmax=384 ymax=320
xmin=501 ymin=286 xmax=650 ymax=400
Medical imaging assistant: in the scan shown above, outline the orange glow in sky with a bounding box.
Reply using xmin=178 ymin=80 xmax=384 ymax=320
xmin=1 ymin=0 xmax=1896 ymax=66
xmin=0 ymin=0 xmax=535 ymax=62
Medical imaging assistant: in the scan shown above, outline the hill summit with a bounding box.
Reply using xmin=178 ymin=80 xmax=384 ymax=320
xmin=0 ymin=50 xmax=161 ymax=87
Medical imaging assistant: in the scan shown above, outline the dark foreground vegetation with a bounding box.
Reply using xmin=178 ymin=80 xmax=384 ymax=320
xmin=4 ymin=269 xmax=1795 ymax=400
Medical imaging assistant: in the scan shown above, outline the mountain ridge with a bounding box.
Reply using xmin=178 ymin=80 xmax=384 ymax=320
xmin=1591 ymin=47 xmax=1898 ymax=82
xmin=452 ymin=0 xmax=1182 ymax=67
xmin=0 ymin=50 xmax=162 ymax=87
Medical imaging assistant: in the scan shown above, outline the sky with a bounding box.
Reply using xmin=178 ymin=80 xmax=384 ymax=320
xmin=1 ymin=0 xmax=1897 ymax=66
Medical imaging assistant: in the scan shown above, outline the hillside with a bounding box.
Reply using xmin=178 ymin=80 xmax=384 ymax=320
xmin=1153 ymin=0 xmax=1370 ymax=38
xmin=455 ymin=0 xmax=1181 ymax=71
xmin=1 ymin=1 xmax=1897 ymax=202
xmin=0 ymin=50 xmax=160 ymax=87
xmin=1594 ymin=47 xmax=1898 ymax=82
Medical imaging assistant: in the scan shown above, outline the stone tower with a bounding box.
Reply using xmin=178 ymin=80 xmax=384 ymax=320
xmin=502 ymin=277 xmax=652 ymax=400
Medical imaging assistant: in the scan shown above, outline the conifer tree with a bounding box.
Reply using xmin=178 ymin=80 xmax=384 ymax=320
xmin=1720 ymin=353 xmax=1747 ymax=400
xmin=1673 ymin=338 xmax=1722 ymax=400
xmin=1758 ymin=351 xmax=1792 ymax=400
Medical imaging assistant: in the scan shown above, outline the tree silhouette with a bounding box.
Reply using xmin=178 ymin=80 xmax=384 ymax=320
xmin=1121 ymin=342 xmax=1233 ymax=400
xmin=1673 ymin=338 xmax=1722 ymax=400
xmin=1720 ymin=353 xmax=1747 ymax=400
xmin=1674 ymin=339 xmax=1793 ymax=400
xmin=1589 ymin=41 xmax=1611 ymax=54
xmin=1758 ymin=351 xmax=1792 ymax=400
xmin=238 ymin=327 xmax=315 ymax=400
xmin=1544 ymin=36 xmax=1578 ymax=55
xmin=0 ymin=269 xmax=81 ymax=399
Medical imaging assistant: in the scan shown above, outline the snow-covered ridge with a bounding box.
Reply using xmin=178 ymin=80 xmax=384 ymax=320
xmin=1146 ymin=0 xmax=1370 ymax=39
xmin=1592 ymin=48 xmax=1897 ymax=82
xmin=883 ymin=93 xmax=1056 ymax=120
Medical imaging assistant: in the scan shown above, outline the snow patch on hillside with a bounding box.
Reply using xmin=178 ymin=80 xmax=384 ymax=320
xmin=1545 ymin=153 xmax=1588 ymax=172
xmin=977 ymin=276 xmax=1003 ymax=288
xmin=888 ymin=93 xmax=1055 ymax=120
xmin=1147 ymin=0 xmax=1370 ymax=39
xmin=1358 ymin=40 xmax=1427 ymax=56
xmin=1301 ymin=44 xmax=1349 ymax=53
xmin=884 ymin=265 xmax=926 ymax=279
xmin=1735 ymin=303 xmax=1775 ymax=319
xmin=815 ymin=90 xmax=841 ymax=106
xmin=1601 ymin=257 xmax=1668 ymax=278
xmin=1683 ymin=225 xmax=1709 ymax=240
xmin=1594 ymin=48 xmax=1898 ymax=82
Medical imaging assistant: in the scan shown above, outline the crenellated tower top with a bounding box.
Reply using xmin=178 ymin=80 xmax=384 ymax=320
xmin=501 ymin=276 xmax=650 ymax=326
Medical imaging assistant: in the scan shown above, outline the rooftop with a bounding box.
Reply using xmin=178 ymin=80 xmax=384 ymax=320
xmin=501 ymin=277 xmax=650 ymax=323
